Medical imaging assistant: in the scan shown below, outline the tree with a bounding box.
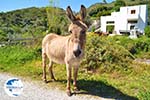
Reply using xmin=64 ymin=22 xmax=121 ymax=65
xmin=115 ymin=0 xmax=126 ymax=7
xmin=47 ymin=0 xmax=64 ymax=34
xmin=103 ymin=0 xmax=107 ymax=4
xmin=114 ymin=0 xmax=126 ymax=11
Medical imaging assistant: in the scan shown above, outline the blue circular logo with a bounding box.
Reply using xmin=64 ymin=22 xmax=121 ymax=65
xmin=4 ymin=78 xmax=23 ymax=97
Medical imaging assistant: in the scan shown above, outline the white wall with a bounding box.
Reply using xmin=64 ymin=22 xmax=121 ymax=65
xmin=137 ymin=5 xmax=147 ymax=32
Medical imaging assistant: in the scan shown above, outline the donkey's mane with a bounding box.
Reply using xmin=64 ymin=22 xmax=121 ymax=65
xmin=75 ymin=15 xmax=82 ymax=21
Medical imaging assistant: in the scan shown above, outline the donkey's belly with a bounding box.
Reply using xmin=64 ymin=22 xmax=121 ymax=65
xmin=46 ymin=37 xmax=66 ymax=64
xmin=50 ymin=56 xmax=65 ymax=64
xmin=49 ymin=52 xmax=66 ymax=64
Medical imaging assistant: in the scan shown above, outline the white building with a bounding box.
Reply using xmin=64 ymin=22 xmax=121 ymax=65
xmin=100 ymin=5 xmax=148 ymax=35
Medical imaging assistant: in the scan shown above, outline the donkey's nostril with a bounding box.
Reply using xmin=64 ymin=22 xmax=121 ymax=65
xmin=73 ymin=50 xmax=81 ymax=57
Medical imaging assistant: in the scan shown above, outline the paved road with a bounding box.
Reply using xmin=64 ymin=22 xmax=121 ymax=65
xmin=0 ymin=73 xmax=113 ymax=100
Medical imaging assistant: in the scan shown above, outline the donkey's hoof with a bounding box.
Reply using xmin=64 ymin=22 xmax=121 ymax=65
xmin=66 ymin=90 xmax=72 ymax=96
xmin=73 ymin=87 xmax=80 ymax=94
xmin=73 ymin=87 xmax=80 ymax=92
xmin=43 ymin=79 xmax=47 ymax=83
xmin=51 ymin=78 xmax=56 ymax=82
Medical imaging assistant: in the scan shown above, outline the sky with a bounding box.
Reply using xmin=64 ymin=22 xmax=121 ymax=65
xmin=0 ymin=0 xmax=114 ymax=12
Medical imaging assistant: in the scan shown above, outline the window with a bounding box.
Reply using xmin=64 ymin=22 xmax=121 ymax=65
xmin=131 ymin=10 xmax=136 ymax=14
xmin=128 ymin=20 xmax=138 ymax=24
xmin=130 ymin=25 xmax=135 ymax=30
xmin=106 ymin=21 xmax=114 ymax=24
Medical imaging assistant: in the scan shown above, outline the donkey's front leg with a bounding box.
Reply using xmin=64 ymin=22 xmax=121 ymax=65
xmin=66 ymin=63 xmax=72 ymax=96
xmin=73 ymin=65 xmax=79 ymax=91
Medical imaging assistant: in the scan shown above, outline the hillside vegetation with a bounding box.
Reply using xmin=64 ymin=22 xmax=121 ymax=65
xmin=0 ymin=7 xmax=47 ymax=41
xmin=0 ymin=1 xmax=150 ymax=99
xmin=0 ymin=0 xmax=150 ymax=42
xmin=0 ymin=7 xmax=69 ymax=42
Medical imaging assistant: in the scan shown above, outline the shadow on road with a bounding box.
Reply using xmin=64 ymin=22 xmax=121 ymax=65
xmin=75 ymin=79 xmax=138 ymax=100
xmin=47 ymin=78 xmax=138 ymax=100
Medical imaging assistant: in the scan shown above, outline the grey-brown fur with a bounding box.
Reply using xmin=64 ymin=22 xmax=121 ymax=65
xmin=42 ymin=5 xmax=87 ymax=96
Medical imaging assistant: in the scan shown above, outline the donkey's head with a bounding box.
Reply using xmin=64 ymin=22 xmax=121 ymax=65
xmin=66 ymin=5 xmax=87 ymax=57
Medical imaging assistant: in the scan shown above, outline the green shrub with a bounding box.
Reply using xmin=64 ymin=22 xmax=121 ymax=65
xmin=114 ymin=0 xmax=126 ymax=7
xmin=114 ymin=0 xmax=126 ymax=11
xmin=144 ymin=26 xmax=150 ymax=37
xmin=0 ymin=30 xmax=8 ymax=42
xmin=91 ymin=26 xmax=96 ymax=32
xmin=82 ymin=34 xmax=134 ymax=72
xmin=138 ymin=91 xmax=150 ymax=100
xmin=82 ymin=34 xmax=150 ymax=72
xmin=109 ymin=36 xmax=150 ymax=58
xmin=106 ymin=25 xmax=114 ymax=34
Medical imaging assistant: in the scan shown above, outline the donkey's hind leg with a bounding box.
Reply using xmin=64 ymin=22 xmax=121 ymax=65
xmin=48 ymin=60 xmax=56 ymax=81
xmin=42 ymin=52 xmax=47 ymax=83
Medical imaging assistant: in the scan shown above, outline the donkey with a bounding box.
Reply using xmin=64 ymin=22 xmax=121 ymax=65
xmin=42 ymin=5 xmax=87 ymax=96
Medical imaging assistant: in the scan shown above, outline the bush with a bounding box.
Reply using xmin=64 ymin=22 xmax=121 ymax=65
xmin=88 ymin=6 xmax=111 ymax=18
xmin=96 ymin=11 xmax=111 ymax=17
xmin=111 ymin=36 xmax=150 ymax=56
xmin=81 ymin=34 xmax=134 ymax=72
xmin=106 ymin=25 xmax=114 ymax=34
xmin=138 ymin=91 xmax=150 ymax=100
xmin=144 ymin=26 xmax=150 ymax=37
xmin=82 ymin=34 xmax=150 ymax=72
xmin=114 ymin=0 xmax=126 ymax=7
xmin=0 ymin=30 xmax=8 ymax=42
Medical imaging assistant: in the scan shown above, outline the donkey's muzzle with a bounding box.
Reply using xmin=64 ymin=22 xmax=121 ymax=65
xmin=73 ymin=49 xmax=81 ymax=57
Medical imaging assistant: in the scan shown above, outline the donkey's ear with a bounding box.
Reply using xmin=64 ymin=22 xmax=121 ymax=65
xmin=66 ymin=6 xmax=76 ymax=22
xmin=80 ymin=5 xmax=86 ymax=21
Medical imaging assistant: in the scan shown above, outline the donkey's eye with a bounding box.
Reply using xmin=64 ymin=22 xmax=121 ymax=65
xmin=69 ymin=30 xmax=72 ymax=33
xmin=81 ymin=30 xmax=86 ymax=34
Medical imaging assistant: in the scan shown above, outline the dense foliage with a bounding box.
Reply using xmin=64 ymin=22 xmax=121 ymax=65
xmin=82 ymin=34 xmax=134 ymax=72
xmin=0 ymin=7 xmax=48 ymax=41
xmin=110 ymin=36 xmax=150 ymax=58
xmin=114 ymin=0 xmax=126 ymax=7
xmin=0 ymin=7 xmax=69 ymax=42
xmin=46 ymin=7 xmax=69 ymax=35
xmin=144 ymin=26 xmax=150 ymax=37
xmin=88 ymin=5 xmax=112 ymax=18
xmin=81 ymin=33 xmax=150 ymax=72
xmin=106 ymin=25 xmax=114 ymax=33
xmin=114 ymin=0 xmax=126 ymax=11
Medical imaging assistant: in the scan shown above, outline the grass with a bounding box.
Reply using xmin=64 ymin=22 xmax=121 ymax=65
xmin=0 ymin=39 xmax=150 ymax=99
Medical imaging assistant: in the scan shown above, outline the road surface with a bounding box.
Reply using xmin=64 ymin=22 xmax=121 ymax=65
xmin=0 ymin=73 xmax=113 ymax=100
